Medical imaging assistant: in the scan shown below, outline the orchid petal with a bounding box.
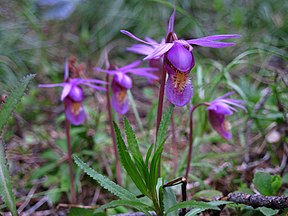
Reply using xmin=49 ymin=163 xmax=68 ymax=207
xmin=79 ymin=79 xmax=107 ymax=85
xmin=111 ymin=88 xmax=129 ymax=115
xmin=65 ymin=99 xmax=86 ymax=125
xmin=167 ymin=5 xmax=176 ymax=35
xmin=119 ymin=60 xmax=141 ymax=71
xmin=93 ymin=67 xmax=116 ymax=75
xmin=128 ymin=68 xmax=159 ymax=80
xmin=82 ymin=83 xmax=106 ymax=92
xmin=208 ymin=111 xmax=232 ymax=140
xmin=64 ymin=60 xmax=69 ymax=80
xmin=121 ymin=30 xmax=157 ymax=46
xmin=197 ymin=34 xmax=241 ymax=41
xmin=187 ymin=39 xmax=236 ymax=48
xmin=127 ymin=44 xmax=155 ymax=55
xmin=165 ymin=74 xmax=193 ymax=107
xmin=144 ymin=43 xmax=174 ymax=60
xmin=61 ymin=83 xmax=72 ymax=101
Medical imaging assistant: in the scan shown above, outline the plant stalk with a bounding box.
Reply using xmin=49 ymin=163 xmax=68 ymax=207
xmin=106 ymin=74 xmax=122 ymax=185
xmin=185 ymin=103 xmax=208 ymax=180
xmin=155 ymin=63 xmax=167 ymax=177
xmin=65 ymin=117 xmax=76 ymax=204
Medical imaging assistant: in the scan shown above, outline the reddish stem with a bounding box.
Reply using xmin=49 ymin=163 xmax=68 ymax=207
xmin=185 ymin=103 xmax=209 ymax=180
xmin=156 ymin=62 xmax=167 ymax=177
xmin=106 ymin=74 xmax=122 ymax=185
xmin=65 ymin=117 xmax=77 ymax=204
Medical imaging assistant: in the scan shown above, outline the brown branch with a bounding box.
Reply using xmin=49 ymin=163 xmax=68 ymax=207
xmin=226 ymin=193 xmax=288 ymax=209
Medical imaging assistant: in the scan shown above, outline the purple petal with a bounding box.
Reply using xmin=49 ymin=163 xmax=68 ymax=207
xmin=197 ymin=34 xmax=241 ymax=41
xmin=81 ymin=83 xmax=106 ymax=92
xmin=65 ymin=99 xmax=86 ymax=125
xmin=216 ymin=91 xmax=235 ymax=99
xmin=93 ymin=67 xmax=115 ymax=75
xmin=38 ymin=83 xmax=65 ymax=88
xmin=208 ymin=110 xmax=232 ymax=140
xmin=64 ymin=60 xmax=69 ymax=80
xmin=119 ymin=60 xmax=141 ymax=71
xmin=111 ymin=89 xmax=129 ymax=115
xmin=167 ymin=5 xmax=176 ymax=35
xmin=61 ymin=83 xmax=72 ymax=101
xmin=166 ymin=43 xmax=194 ymax=72
xmin=144 ymin=43 xmax=174 ymax=60
xmin=79 ymin=79 xmax=107 ymax=85
xmin=165 ymin=73 xmax=193 ymax=107
xmin=68 ymin=85 xmax=83 ymax=102
xmin=120 ymin=30 xmax=157 ymax=46
xmin=187 ymin=39 xmax=236 ymax=48
xmin=113 ymin=73 xmax=132 ymax=89
xmin=207 ymin=103 xmax=234 ymax=115
xmin=127 ymin=44 xmax=155 ymax=56
xmin=128 ymin=68 xmax=159 ymax=80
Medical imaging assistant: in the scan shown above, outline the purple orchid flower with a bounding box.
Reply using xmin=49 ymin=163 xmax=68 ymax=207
xmin=127 ymin=37 xmax=165 ymax=83
xmin=39 ymin=61 xmax=106 ymax=125
xmin=207 ymin=92 xmax=246 ymax=140
xmin=94 ymin=60 xmax=158 ymax=114
xmin=121 ymin=7 xmax=240 ymax=107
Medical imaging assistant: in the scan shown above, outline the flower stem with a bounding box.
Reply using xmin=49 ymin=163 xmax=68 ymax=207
xmin=106 ymin=74 xmax=122 ymax=185
xmin=65 ymin=117 xmax=76 ymax=204
xmin=156 ymin=62 xmax=167 ymax=177
xmin=185 ymin=103 xmax=209 ymax=180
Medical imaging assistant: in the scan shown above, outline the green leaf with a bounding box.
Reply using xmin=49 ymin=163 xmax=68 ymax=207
xmin=257 ymin=207 xmax=279 ymax=216
xmin=113 ymin=122 xmax=147 ymax=195
xmin=193 ymin=190 xmax=223 ymax=201
xmin=0 ymin=139 xmax=17 ymax=216
xmin=155 ymin=105 xmax=174 ymax=151
xmin=145 ymin=143 xmax=154 ymax=166
xmin=94 ymin=199 xmax=153 ymax=216
xmin=123 ymin=118 xmax=148 ymax=182
xmin=165 ymin=201 xmax=220 ymax=215
xmin=0 ymin=74 xmax=35 ymax=131
xmin=68 ymin=208 xmax=94 ymax=216
xmin=149 ymin=106 xmax=174 ymax=191
xmin=271 ymin=175 xmax=282 ymax=195
xmin=73 ymin=155 xmax=137 ymax=200
xmin=163 ymin=187 xmax=178 ymax=216
xmin=253 ymin=172 xmax=282 ymax=196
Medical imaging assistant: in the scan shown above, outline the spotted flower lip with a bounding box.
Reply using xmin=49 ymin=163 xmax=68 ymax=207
xmin=121 ymin=7 xmax=240 ymax=107
xmin=94 ymin=60 xmax=158 ymax=114
xmin=38 ymin=61 xmax=107 ymax=125
xmin=207 ymin=92 xmax=246 ymax=140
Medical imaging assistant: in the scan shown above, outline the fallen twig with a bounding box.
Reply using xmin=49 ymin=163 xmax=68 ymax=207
xmin=226 ymin=192 xmax=288 ymax=209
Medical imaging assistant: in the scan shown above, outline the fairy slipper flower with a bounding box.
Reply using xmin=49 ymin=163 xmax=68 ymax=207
xmin=207 ymin=92 xmax=246 ymax=140
xmin=94 ymin=60 xmax=158 ymax=114
xmin=39 ymin=61 xmax=107 ymax=125
xmin=121 ymin=7 xmax=240 ymax=107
